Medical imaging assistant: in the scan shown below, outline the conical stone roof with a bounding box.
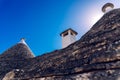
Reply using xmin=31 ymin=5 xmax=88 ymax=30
xmin=11 ymin=8 xmax=120 ymax=79
xmin=0 ymin=39 xmax=34 ymax=60
xmin=0 ymin=39 xmax=34 ymax=79
xmin=1 ymin=8 xmax=120 ymax=80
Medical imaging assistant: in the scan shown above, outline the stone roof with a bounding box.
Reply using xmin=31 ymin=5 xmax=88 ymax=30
xmin=0 ymin=8 xmax=120 ymax=80
xmin=0 ymin=42 xmax=34 ymax=79
xmin=0 ymin=42 xmax=34 ymax=60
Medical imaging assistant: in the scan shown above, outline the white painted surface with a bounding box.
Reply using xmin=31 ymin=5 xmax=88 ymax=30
xmin=62 ymin=30 xmax=77 ymax=48
xmin=19 ymin=38 xmax=27 ymax=45
xmin=105 ymin=6 xmax=113 ymax=13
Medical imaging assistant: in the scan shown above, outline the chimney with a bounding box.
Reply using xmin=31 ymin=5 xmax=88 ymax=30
xmin=60 ymin=28 xmax=78 ymax=48
xmin=102 ymin=3 xmax=114 ymax=13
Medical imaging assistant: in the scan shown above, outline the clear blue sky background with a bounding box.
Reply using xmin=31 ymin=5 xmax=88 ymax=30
xmin=0 ymin=0 xmax=119 ymax=56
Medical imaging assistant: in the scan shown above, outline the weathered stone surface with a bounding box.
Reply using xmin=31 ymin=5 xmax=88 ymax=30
xmin=26 ymin=69 xmax=120 ymax=80
xmin=3 ymin=70 xmax=15 ymax=80
xmin=0 ymin=43 xmax=34 ymax=79
xmin=0 ymin=43 xmax=34 ymax=60
xmin=0 ymin=9 xmax=120 ymax=80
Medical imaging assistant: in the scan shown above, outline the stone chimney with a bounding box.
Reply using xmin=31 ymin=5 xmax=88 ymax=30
xmin=60 ymin=28 xmax=78 ymax=48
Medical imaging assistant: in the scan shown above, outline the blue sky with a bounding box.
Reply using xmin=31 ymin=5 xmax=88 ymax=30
xmin=0 ymin=0 xmax=119 ymax=56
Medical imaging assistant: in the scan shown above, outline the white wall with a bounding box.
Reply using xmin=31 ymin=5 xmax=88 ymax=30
xmin=62 ymin=30 xmax=76 ymax=48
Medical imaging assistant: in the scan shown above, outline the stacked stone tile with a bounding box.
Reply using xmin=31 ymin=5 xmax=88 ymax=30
xmin=0 ymin=8 xmax=120 ymax=80
xmin=0 ymin=43 xmax=34 ymax=79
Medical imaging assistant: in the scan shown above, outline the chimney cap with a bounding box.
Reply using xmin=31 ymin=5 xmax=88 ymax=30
xmin=102 ymin=3 xmax=114 ymax=13
xmin=60 ymin=28 xmax=78 ymax=36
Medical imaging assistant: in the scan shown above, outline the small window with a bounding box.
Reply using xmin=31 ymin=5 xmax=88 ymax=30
xmin=63 ymin=32 xmax=68 ymax=37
